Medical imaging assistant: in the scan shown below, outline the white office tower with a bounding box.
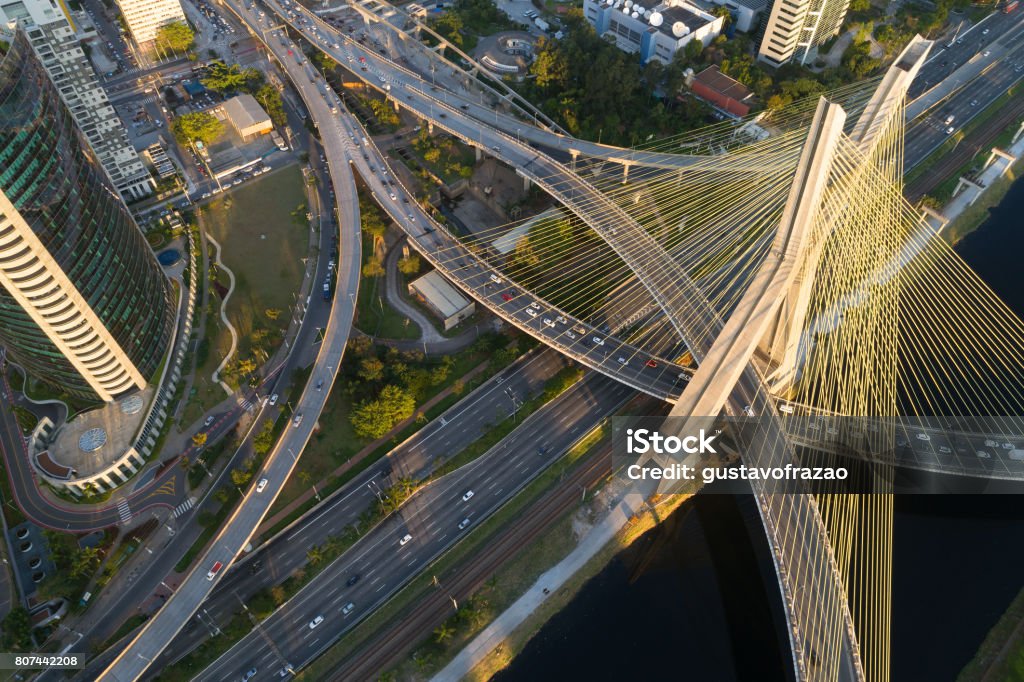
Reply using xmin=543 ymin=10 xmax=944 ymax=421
xmin=0 ymin=0 xmax=154 ymax=200
xmin=115 ymin=0 xmax=186 ymax=45
xmin=757 ymin=0 xmax=851 ymax=66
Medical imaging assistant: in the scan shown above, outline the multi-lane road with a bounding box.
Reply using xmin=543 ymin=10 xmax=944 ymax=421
xmin=97 ymin=8 xmax=363 ymax=674
xmin=196 ymin=371 xmax=633 ymax=681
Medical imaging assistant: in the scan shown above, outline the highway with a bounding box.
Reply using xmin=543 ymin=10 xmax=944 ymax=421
xmin=96 ymin=6 xmax=363 ymax=675
xmin=141 ymin=349 xmax=570 ymax=670
xmin=195 ymin=372 xmax=633 ymax=681
xmin=905 ymin=15 xmax=1024 ymax=170
xmin=247 ymin=0 xmax=706 ymax=400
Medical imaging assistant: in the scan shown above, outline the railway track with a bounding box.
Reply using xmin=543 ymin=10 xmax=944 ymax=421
xmin=905 ymin=95 xmax=1024 ymax=202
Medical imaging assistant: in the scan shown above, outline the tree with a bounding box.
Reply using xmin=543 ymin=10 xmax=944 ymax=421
xmin=201 ymin=61 xmax=259 ymax=93
xmin=265 ymin=308 xmax=282 ymax=320
xmin=306 ymin=545 xmax=324 ymax=565
xmin=1 ymin=608 xmax=32 ymax=652
xmin=358 ymin=357 xmax=385 ymax=383
xmin=172 ymin=111 xmax=223 ymax=146
xmin=531 ymin=37 xmax=569 ymax=91
xmin=156 ymin=22 xmax=194 ymax=53
xmin=70 ymin=547 xmax=102 ymax=579
xmin=397 ymin=254 xmax=420 ymax=276
xmin=192 ymin=432 xmax=208 ymax=449
xmin=235 ymin=357 xmax=257 ymax=375
xmin=362 ymin=259 xmax=385 ymax=278
xmin=231 ymin=467 xmax=253 ymax=487
xmin=253 ymin=421 xmax=275 ymax=456
xmin=271 ymin=585 xmax=287 ymax=605
xmin=178 ymin=456 xmax=191 ymax=471
xmin=350 ymin=385 xmax=416 ymax=439
xmin=434 ymin=621 xmax=455 ymax=644
xmin=423 ymin=147 xmax=441 ymax=164
xmin=254 ymin=83 xmax=286 ymax=128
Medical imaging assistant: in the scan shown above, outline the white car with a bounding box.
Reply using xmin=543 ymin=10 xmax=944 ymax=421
xmin=542 ymin=318 xmax=555 ymax=328
xmin=616 ymin=356 xmax=627 ymax=365
xmin=462 ymin=490 xmax=474 ymax=502
xmin=1002 ymin=443 xmax=1015 ymax=450
xmin=458 ymin=517 xmax=471 ymax=530
xmin=592 ymin=336 xmax=605 ymax=346
xmin=269 ymin=393 xmax=279 ymax=406
xmin=309 ymin=615 xmax=324 ymax=629
xmin=938 ymin=446 xmax=952 ymax=454
xmin=489 ymin=274 xmax=503 ymax=284
xmin=565 ymin=331 xmax=576 ymax=340
xmin=526 ymin=308 xmax=538 ymax=318
xmin=555 ymin=315 xmax=567 ymax=324
xmin=256 ymin=478 xmax=268 ymax=493
xmin=399 ymin=534 xmax=413 ymax=546
xmin=743 ymin=405 xmax=755 ymax=417
xmin=530 ymin=301 xmax=541 ymax=309
xmin=915 ymin=433 xmax=930 ymax=442
xmin=342 ymin=602 xmax=355 ymax=615
xmin=984 ymin=439 xmax=997 ymax=447
xmin=778 ymin=403 xmax=795 ymax=414
xmin=389 ymin=192 xmax=397 ymax=201
xmin=977 ymin=450 xmax=992 ymax=459
xmin=293 ymin=413 xmax=303 ymax=428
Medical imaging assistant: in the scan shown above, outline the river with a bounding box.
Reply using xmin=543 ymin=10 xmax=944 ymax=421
xmin=493 ymin=180 xmax=1024 ymax=681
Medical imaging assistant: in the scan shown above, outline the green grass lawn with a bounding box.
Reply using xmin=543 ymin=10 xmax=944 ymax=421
xmin=181 ymin=164 xmax=308 ymax=427
xmin=202 ymin=164 xmax=308 ymax=355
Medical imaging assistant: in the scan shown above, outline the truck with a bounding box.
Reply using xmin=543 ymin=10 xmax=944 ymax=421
xmin=534 ymin=17 xmax=549 ymax=31
xmin=271 ymin=130 xmax=288 ymax=151
xmin=206 ymin=561 xmax=223 ymax=581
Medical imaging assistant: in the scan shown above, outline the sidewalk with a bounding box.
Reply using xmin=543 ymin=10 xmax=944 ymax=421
xmin=255 ymin=359 xmax=492 ymax=535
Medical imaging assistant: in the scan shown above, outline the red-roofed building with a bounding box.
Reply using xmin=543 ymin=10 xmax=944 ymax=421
xmin=689 ymin=65 xmax=756 ymax=118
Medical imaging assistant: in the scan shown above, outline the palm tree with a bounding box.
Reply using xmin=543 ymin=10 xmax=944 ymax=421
xmin=306 ymin=545 xmax=324 ymax=566
xmin=433 ymin=622 xmax=455 ymax=644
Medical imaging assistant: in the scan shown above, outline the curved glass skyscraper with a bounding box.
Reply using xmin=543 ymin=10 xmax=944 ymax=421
xmin=0 ymin=29 xmax=174 ymax=401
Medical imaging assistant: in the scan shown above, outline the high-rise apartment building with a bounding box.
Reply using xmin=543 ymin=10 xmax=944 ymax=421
xmin=115 ymin=0 xmax=186 ymax=46
xmin=0 ymin=0 xmax=154 ymax=201
xmin=0 ymin=28 xmax=175 ymax=402
xmin=757 ymin=0 xmax=850 ymax=66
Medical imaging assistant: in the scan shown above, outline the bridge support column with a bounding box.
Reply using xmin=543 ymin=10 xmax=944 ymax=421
xmin=570 ymin=149 xmax=579 ymax=172
xmin=475 ymin=146 xmax=482 ymax=162
xmin=622 ymin=162 xmax=631 ymax=184
xmin=523 ymin=174 xmax=530 ymax=192
xmin=426 ymin=121 xmax=433 ymax=135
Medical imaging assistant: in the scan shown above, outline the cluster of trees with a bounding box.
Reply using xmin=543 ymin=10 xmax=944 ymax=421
xmin=37 ymin=532 xmax=104 ymax=600
xmin=429 ymin=0 xmax=519 ymax=49
xmin=523 ymin=10 xmax=712 ymax=144
xmin=172 ymin=111 xmax=223 ymax=146
xmin=199 ymin=61 xmax=287 ymax=128
xmin=1 ymin=608 xmax=32 ymax=652
xmin=343 ymin=338 xmax=456 ymax=440
xmin=411 ymin=127 xmax=473 ymax=182
xmin=365 ymin=96 xmax=400 ymax=129
xmin=155 ymin=22 xmax=194 ymax=56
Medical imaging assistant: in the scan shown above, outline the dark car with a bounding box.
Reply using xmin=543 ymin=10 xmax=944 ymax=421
xmin=346 ymin=574 xmax=360 ymax=587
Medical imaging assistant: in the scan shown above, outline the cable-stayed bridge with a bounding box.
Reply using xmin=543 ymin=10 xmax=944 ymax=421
xmin=93 ymin=2 xmax=1024 ymax=680
xmin=246 ymin=4 xmax=1024 ymax=679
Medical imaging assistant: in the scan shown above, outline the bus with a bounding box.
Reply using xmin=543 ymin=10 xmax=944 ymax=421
xmin=1006 ymin=0 xmax=1018 ymax=13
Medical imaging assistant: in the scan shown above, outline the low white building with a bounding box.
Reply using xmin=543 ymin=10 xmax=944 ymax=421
xmin=220 ymin=94 xmax=273 ymax=140
xmin=583 ymin=0 xmax=724 ymax=64
xmin=408 ymin=270 xmax=475 ymax=330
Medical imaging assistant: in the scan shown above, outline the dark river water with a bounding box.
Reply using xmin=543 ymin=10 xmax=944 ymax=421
xmin=493 ymin=180 xmax=1024 ymax=682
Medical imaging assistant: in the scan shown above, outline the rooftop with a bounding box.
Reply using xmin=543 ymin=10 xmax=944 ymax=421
xmin=221 ymin=93 xmax=271 ymax=130
xmin=409 ymin=270 xmax=473 ymax=319
xmin=693 ymin=64 xmax=754 ymax=101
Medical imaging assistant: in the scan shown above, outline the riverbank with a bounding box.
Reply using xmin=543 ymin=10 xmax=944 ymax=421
xmin=929 ymin=124 xmax=1024 ymax=246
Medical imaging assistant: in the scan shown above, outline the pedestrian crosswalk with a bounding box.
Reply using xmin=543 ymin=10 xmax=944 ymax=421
xmin=173 ymin=497 xmax=196 ymax=518
xmin=116 ymin=499 xmax=133 ymax=524
xmin=240 ymin=398 xmax=254 ymax=411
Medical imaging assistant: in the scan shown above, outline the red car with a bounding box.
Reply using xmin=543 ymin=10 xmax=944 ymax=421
xmin=358 ymin=56 xmax=366 ymax=63
xmin=501 ymin=293 xmax=513 ymax=302
xmin=645 ymin=359 xmax=658 ymax=368
xmin=206 ymin=561 xmax=223 ymax=581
